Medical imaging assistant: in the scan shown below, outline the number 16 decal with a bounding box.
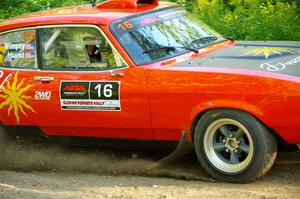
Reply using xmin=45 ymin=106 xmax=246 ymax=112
xmin=90 ymin=82 xmax=119 ymax=100
xmin=60 ymin=81 xmax=121 ymax=111
xmin=95 ymin=84 xmax=113 ymax=98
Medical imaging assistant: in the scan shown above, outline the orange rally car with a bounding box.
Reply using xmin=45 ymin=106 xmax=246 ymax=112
xmin=0 ymin=0 xmax=299 ymax=183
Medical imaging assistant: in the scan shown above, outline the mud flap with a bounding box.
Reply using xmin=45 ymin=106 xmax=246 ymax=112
xmin=158 ymin=131 xmax=193 ymax=164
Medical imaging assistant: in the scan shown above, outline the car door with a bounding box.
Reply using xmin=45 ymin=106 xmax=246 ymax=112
xmin=1 ymin=25 xmax=153 ymax=140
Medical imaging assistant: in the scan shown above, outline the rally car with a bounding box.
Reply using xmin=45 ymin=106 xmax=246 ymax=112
xmin=0 ymin=0 xmax=299 ymax=183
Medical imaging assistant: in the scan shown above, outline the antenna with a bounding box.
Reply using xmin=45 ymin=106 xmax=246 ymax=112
xmin=92 ymin=0 xmax=97 ymax=7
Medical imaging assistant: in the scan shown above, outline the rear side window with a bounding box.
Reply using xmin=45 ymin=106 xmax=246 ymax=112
xmin=0 ymin=30 xmax=38 ymax=69
xmin=40 ymin=27 xmax=126 ymax=70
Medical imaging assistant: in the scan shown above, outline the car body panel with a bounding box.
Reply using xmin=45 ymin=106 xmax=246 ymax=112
xmin=0 ymin=1 xmax=299 ymax=148
xmin=145 ymin=66 xmax=300 ymax=143
xmin=143 ymin=40 xmax=300 ymax=144
xmin=0 ymin=67 xmax=153 ymax=140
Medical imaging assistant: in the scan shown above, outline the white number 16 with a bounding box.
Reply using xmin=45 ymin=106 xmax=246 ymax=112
xmin=95 ymin=84 xmax=113 ymax=98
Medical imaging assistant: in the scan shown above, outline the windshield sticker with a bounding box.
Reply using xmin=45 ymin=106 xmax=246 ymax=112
xmin=60 ymin=81 xmax=121 ymax=111
xmin=114 ymin=10 xmax=185 ymax=32
xmin=0 ymin=43 xmax=36 ymax=64
xmin=140 ymin=17 xmax=160 ymax=26
xmin=158 ymin=10 xmax=185 ymax=21
xmin=117 ymin=21 xmax=134 ymax=31
xmin=23 ymin=31 xmax=35 ymax=42
xmin=0 ymin=45 xmax=7 ymax=62
xmin=4 ymin=43 xmax=26 ymax=59
xmin=0 ymin=72 xmax=35 ymax=124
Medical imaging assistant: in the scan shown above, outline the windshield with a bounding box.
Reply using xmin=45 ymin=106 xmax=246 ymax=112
xmin=110 ymin=7 xmax=226 ymax=65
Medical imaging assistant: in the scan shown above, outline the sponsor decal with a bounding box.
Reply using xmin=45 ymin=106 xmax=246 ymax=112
xmin=240 ymin=48 xmax=295 ymax=59
xmin=0 ymin=72 xmax=35 ymax=123
xmin=4 ymin=43 xmax=25 ymax=51
xmin=140 ymin=17 xmax=160 ymax=26
xmin=260 ymin=62 xmax=286 ymax=72
xmin=60 ymin=81 xmax=121 ymax=111
xmin=0 ymin=45 xmax=7 ymax=63
xmin=260 ymin=56 xmax=300 ymax=72
xmin=23 ymin=31 xmax=35 ymax=42
xmin=0 ymin=43 xmax=35 ymax=63
xmin=158 ymin=10 xmax=185 ymax=20
xmin=35 ymin=91 xmax=51 ymax=100
xmin=117 ymin=21 xmax=134 ymax=31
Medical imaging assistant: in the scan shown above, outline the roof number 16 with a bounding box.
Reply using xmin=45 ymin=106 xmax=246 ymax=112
xmin=118 ymin=21 xmax=134 ymax=30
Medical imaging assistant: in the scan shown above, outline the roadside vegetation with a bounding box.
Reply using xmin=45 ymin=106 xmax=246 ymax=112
xmin=0 ymin=0 xmax=299 ymax=40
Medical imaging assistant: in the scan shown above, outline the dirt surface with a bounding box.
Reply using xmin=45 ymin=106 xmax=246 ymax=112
xmin=0 ymin=144 xmax=299 ymax=199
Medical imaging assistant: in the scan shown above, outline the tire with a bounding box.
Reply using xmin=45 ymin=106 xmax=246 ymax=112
xmin=194 ymin=109 xmax=277 ymax=183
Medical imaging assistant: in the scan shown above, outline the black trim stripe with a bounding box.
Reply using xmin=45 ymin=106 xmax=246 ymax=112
xmin=36 ymin=29 xmax=44 ymax=69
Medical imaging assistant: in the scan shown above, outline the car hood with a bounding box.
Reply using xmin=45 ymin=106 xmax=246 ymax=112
xmin=174 ymin=41 xmax=300 ymax=77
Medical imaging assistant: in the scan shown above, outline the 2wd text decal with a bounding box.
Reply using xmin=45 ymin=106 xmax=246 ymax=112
xmin=60 ymin=81 xmax=121 ymax=111
xmin=35 ymin=91 xmax=51 ymax=100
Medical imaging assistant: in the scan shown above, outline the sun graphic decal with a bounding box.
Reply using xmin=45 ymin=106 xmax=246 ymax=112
xmin=0 ymin=72 xmax=35 ymax=123
xmin=240 ymin=47 xmax=295 ymax=59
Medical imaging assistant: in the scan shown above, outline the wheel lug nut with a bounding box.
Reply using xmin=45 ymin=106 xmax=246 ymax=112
xmin=237 ymin=141 xmax=240 ymax=145
xmin=225 ymin=149 xmax=230 ymax=153
xmin=229 ymin=134 xmax=234 ymax=138
xmin=234 ymin=149 xmax=238 ymax=153
xmin=222 ymin=139 xmax=226 ymax=144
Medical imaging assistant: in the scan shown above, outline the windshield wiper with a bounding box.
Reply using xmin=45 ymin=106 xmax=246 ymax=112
xmin=143 ymin=46 xmax=199 ymax=54
xmin=190 ymin=36 xmax=219 ymax=46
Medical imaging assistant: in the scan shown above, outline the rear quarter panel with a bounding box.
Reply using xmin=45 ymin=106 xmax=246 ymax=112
xmin=144 ymin=67 xmax=300 ymax=144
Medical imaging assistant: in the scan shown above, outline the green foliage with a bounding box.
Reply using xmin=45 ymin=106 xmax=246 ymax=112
xmin=195 ymin=0 xmax=300 ymax=40
xmin=0 ymin=0 xmax=91 ymax=20
xmin=0 ymin=0 xmax=299 ymax=41
xmin=169 ymin=0 xmax=196 ymax=11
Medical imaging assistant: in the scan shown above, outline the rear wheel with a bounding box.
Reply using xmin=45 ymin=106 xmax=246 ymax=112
xmin=194 ymin=109 xmax=277 ymax=183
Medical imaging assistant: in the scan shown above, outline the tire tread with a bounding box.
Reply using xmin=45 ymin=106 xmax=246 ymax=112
xmin=194 ymin=108 xmax=278 ymax=183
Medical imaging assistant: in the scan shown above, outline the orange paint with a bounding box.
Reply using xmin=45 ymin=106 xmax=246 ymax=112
xmin=0 ymin=0 xmax=299 ymax=145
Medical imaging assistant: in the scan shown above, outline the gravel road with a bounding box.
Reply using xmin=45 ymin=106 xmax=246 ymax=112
xmin=0 ymin=144 xmax=299 ymax=199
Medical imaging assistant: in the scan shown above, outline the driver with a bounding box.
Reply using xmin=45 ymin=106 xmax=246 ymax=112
xmin=86 ymin=44 xmax=102 ymax=63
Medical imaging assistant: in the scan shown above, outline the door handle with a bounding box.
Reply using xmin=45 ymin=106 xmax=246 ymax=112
xmin=110 ymin=70 xmax=124 ymax=77
xmin=34 ymin=76 xmax=54 ymax=82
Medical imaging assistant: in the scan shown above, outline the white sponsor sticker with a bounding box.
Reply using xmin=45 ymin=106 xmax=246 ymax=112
xmin=35 ymin=91 xmax=51 ymax=100
xmin=260 ymin=56 xmax=300 ymax=72
xmin=60 ymin=81 xmax=121 ymax=111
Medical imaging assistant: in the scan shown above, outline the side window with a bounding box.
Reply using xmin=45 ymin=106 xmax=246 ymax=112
xmin=0 ymin=30 xmax=37 ymax=68
xmin=40 ymin=27 xmax=126 ymax=70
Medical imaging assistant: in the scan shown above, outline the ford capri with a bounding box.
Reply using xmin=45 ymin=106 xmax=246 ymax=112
xmin=0 ymin=0 xmax=299 ymax=183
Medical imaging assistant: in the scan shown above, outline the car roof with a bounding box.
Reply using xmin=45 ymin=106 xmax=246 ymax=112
xmin=0 ymin=1 xmax=177 ymax=32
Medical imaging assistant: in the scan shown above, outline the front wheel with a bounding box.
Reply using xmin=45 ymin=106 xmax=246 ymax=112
xmin=194 ymin=109 xmax=277 ymax=183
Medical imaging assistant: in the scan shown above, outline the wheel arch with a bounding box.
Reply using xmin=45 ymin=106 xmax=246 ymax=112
xmin=189 ymin=104 xmax=286 ymax=147
xmin=189 ymin=100 xmax=263 ymax=138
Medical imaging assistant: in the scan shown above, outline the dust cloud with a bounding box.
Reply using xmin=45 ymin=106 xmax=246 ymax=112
xmin=0 ymin=143 xmax=214 ymax=182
